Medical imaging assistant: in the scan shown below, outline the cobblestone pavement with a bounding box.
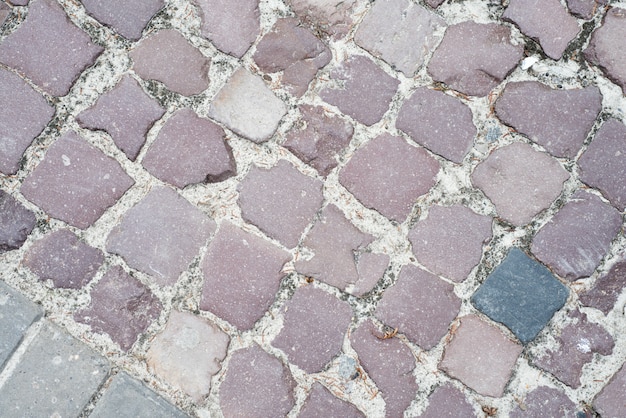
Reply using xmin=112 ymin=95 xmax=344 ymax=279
xmin=0 ymin=0 xmax=625 ymax=417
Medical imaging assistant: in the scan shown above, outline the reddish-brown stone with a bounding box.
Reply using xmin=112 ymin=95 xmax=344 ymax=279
xmin=510 ymin=387 xmax=577 ymax=417
xmin=567 ymin=0 xmax=605 ymax=19
xmin=585 ymin=8 xmax=626 ymax=94
xmin=81 ymin=0 xmax=164 ymax=40
xmin=0 ymin=191 xmax=36 ymax=254
xmin=580 ymin=259 xmax=626 ymax=315
xmin=420 ymin=384 xmax=475 ymax=417
xmin=299 ymin=383 xmax=364 ymax=417
xmin=594 ymin=364 xmax=626 ymax=418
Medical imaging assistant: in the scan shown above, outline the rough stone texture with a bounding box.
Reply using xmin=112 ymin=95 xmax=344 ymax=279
xmin=428 ymin=22 xmax=523 ymax=96
xmin=273 ymin=285 xmax=352 ymax=373
xmin=495 ymin=82 xmax=602 ymax=158
xmin=0 ymin=3 xmax=8 ymax=25
xmin=425 ymin=0 xmax=445 ymax=7
xmin=21 ymin=131 xmax=134 ymax=229
xmin=580 ymin=259 xmax=626 ymax=315
xmin=287 ymin=0 xmax=360 ymax=39
xmin=471 ymin=142 xmax=569 ymax=226
xmin=130 ymin=29 xmax=210 ymax=96
xmin=77 ymin=75 xmax=165 ymax=161
xmin=299 ymin=383 xmax=364 ymax=417
xmin=106 ymin=186 xmax=216 ymax=286
xmin=0 ymin=190 xmax=36 ymax=253
xmin=585 ymin=8 xmax=626 ymax=94
xmin=471 ymin=248 xmax=569 ymax=344
xmin=320 ymin=55 xmax=400 ymax=126
xmin=209 ymin=68 xmax=287 ymax=142
xmin=355 ymin=0 xmax=445 ymax=76
xmin=200 ymin=222 xmax=291 ymax=330
xmin=396 ymin=87 xmax=476 ymax=163
xmin=253 ymin=17 xmax=331 ymax=97
xmin=567 ymin=0 xmax=604 ymax=19
xmin=594 ymin=364 xmax=626 ymax=418
xmin=0 ymin=68 xmax=54 ymax=175
xmin=0 ymin=0 xmax=103 ymax=96
xmin=23 ymin=229 xmax=104 ymax=289
xmin=376 ymin=264 xmax=461 ymax=350
xmin=352 ymin=252 xmax=389 ymax=296
xmin=420 ymin=383 xmax=475 ymax=417
xmin=531 ymin=190 xmax=622 ymax=280
xmin=147 ymin=310 xmax=229 ymax=403
xmin=237 ymin=160 xmax=323 ymax=248
xmin=81 ymin=0 xmax=164 ymax=40
xmin=220 ymin=345 xmax=296 ymax=417
xmin=409 ymin=205 xmax=492 ymax=282
xmin=509 ymin=386 xmax=577 ymax=417
xmin=142 ymin=108 xmax=235 ymax=188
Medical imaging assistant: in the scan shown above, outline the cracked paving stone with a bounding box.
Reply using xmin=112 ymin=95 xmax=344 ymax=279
xmin=594 ymin=363 xmax=626 ymax=418
xmin=0 ymin=190 xmax=36 ymax=254
xmin=510 ymin=386 xmax=577 ymax=417
xmin=580 ymin=259 xmax=626 ymax=315
xmin=420 ymin=383 xmax=475 ymax=417
xmin=585 ymin=7 xmax=626 ymax=94
xmin=81 ymin=0 xmax=164 ymax=41
xmin=299 ymin=383 xmax=364 ymax=417
xmin=287 ymin=0 xmax=361 ymax=40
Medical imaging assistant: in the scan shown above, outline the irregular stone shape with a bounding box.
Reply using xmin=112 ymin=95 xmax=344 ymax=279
xmin=579 ymin=119 xmax=626 ymax=210
xmin=0 ymin=3 xmax=8 ymax=25
xmin=273 ymin=285 xmax=352 ymax=373
xmin=320 ymin=55 xmax=400 ymax=126
xmin=106 ymin=186 xmax=215 ymax=286
xmin=77 ymin=75 xmax=165 ymax=161
xmin=567 ymin=0 xmax=605 ymax=19
xmin=350 ymin=320 xmax=418 ymax=417
xmin=471 ymin=142 xmax=568 ymax=226
xmin=131 ymin=29 xmax=210 ymax=96
xmin=420 ymin=384 xmax=475 ymax=418
xmin=471 ymin=248 xmax=569 ymax=344
xmin=81 ymin=0 xmax=164 ymax=40
xmin=287 ymin=0 xmax=360 ymax=39
xmin=209 ymin=68 xmax=287 ymax=142
xmin=221 ymin=345 xmax=295 ymax=417
xmin=531 ymin=309 xmax=614 ymax=388
xmin=580 ymin=259 xmax=626 ymax=315
xmin=0 ymin=0 xmax=103 ymax=96
xmin=594 ymin=364 xmax=626 ymax=418
xmin=195 ymin=0 xmax=259 ymax=58
xmin=142 ymin=108 xmax=235 ymax=188
xmin=585 ymin=8 xmax=626 ymax=94
xmin=23 ymin=229 xmax=104 ymax=289
xmin=396 ymin=87 xmax=476 ymax=163
xmin=299 ymin=383 xmax=364 ymax=418
xmin=74 ymin=266 xmax=162 ymax=351
xmin=237 ymin=160 xmax=323 ymax=248
xmin=339 ymin=133 xmax=439 ymax=222
xmin=355 ymin=0 xmax=445 ymax=76
xmin=352 ymin=252 xmax=389 ymax=296
xmin=409 ymin=205 xmax=492 ymax=282
xmin=0 ymin=190 xmax=36 ymax=253
xmin=531 ymin=190 xmax=622 ymax=280
xmin=200 ymin=222 xmax=291 ymax=330
xmin=425 ymin=0 xmax=445 ymax=7
xmin=147 ymin=311 xmax=229 ymax=403
xmin=253 ymin=17 xmax=331 ymax=97
xmin=428 ymin=22 xmax=523 ymax=96
xmin=510 ymin=386 xmax=577 ymax=417
xmin=0 ymin=68 xmax=54 ymax=174
xmin=21 ymin=131 xmax=134 ymax=229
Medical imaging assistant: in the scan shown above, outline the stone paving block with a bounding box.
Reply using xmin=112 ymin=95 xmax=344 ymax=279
xmin=21 ymin=131 xmax=134 ymax=229
xmin=531 ymin=190 xmax=622 ymax=280
xmin=509 ymin=386 xmax=577 ymax=417
xmin=353 ymin=252 xmax=389 ymax=296
xmin=376 ymin=264 xmax=461 ymax=350
xmin=471 ymin=248 xmax=569 ymax=344
xmin=425 ymin=0 xmax=445 ymax=7
xmin=579 ymin=119 xmax=626 ymax=211
xmin=585 ymin=8 xmax=626 ymax=94
xmin=420 ymin=383 xmax=475 ymax=417
xmin=320 ymin=55 xmax=400 ymax=126
xmin=209 ymin=68 xmax=287 ymax=143
xmin=355 ymin=0 xmax=445 ymax=76
xmin=0 ymin=321 xmax=109 ymax=416
xmin=567 ymin=0 xmax=604 ymax=19
xmin=220 ymin=345 xmax=295 ymax=417
xmin=200 ymin=222 xmax=291 ymax=330
xmin=0 ymin=67 xmax=54 ymax=175
xmin=77 ymin=75 xmax=165 ymax=161
xmin=580 ymin=259 xmax=626 ymax=315
xmin=396 ymin=87 xmax=476 ymax=163
xmin=131 ymin=29 xmax=210 ymax=96
xmin=287 ymin=0 xmax=360 ymax=39
xmin=428 ymin=22 xmax=523 ymax=96
xmin=9 ymin=0 xmax=27 ymax=5
xmin=594 ymin=363 xmax=626 ymax=418
xmin=339 ymin=134 xmax=439 ymax=222
xmin=23 ymin=229 xmax=104 ymax=289
xmin=253 ymin=17 xmax=331 ymax=97
xmin=495 ymin=81 xmax=602 ymax=158
xmin=273 ymin=285 xmax=352 ymax=373
xmin=107 ymin=186 xmax=215 ymax=286
xmin=350 ymin=320 xmax=418 ymax=417
xmin=237 ymin=160 xmax=323 ymax=248
xmin=409 ymin=205 xmax=492 ymax=283
xmin=0 ymin=190 xmax=36 ymax=253
xmin=0 ymin=3 xmax=8 ymax=25
xmin=81 ymin=0 xmax=164 ymax=40
xmin=147 ymin=310 xmax=229 ymax=403
xmin=283 ymin=105 xmax=354 ymax=177
xmin=471 ymin=142 xmax=569 ymax=226
xmin=142 ymin=108 xmax=235 ymax=188
xmin=0 ymin=0 xmax=103 ymax=96
xmin=299 ymin=382 xmax=364 ymax=417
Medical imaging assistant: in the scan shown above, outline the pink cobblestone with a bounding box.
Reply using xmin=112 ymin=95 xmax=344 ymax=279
xmin=585 ymin=7 xmax=626 ymax=94
xmin=299 ymin=383 xmax=364 ymax=417
xmin=81 ymin=0 xmax=164 ymax=41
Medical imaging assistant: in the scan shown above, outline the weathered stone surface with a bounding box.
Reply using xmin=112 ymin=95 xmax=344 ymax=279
xmin=0 ymin=0 xmax=103 ymax=96
xmin=471 ymin=142 xmax=568 ymax=226
xmin=339 ymin=134 xmax=439 ymax=222
xmin=567 ymin=0 xmax=604 ymax=19
xmin=510 ymin=386 xmax=577 ymax=417
xmin=425 ymin=0 xmax=445 ymax=7
xmin=287 ymin=0 xmax=360 ymax=39
xmin=580 ymin=259 xmax=626 ymax=315
xmin=531 ymin=190 xmax=622 ymax=280
xmin=300 ymin=383 xmax=364 ymax=417
xmin=147 ymin=310 xmax=229 ymax=403
xmin=142 ymin=108 xmax=235 ymax=188
xmin=77 ymin=75 xmax=165 ymax=161
xmin=495 ymin=82 xmax=602 ymax=158
xmin=21 ymin=131 xmax=134 ymax=229
xmin=352 ymin=252 xmax=389 ymax=296
xmin=0 ymin=3 xmax=8 ymax=25
xmin=594 ymin=364 xmax=626 ymax=418
xmin=200 ymin=222 xmax=291 ymax=330
xmin=0 ymin=191 xmax=36 ymax=253
xmin=131 ymin=29 xmax=210 ymax=96
xmin=585 ymin=8 xmax=626 ymax=94
xmin=420 ymin=383 xmax=475 ymax=417
xmin=428 ymin=22 xmax=523 ymax=96
xmin=81 ymin=0 xmax=164 ymax=40
xmin=397 ymin=87 xmax=476 ymax=163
